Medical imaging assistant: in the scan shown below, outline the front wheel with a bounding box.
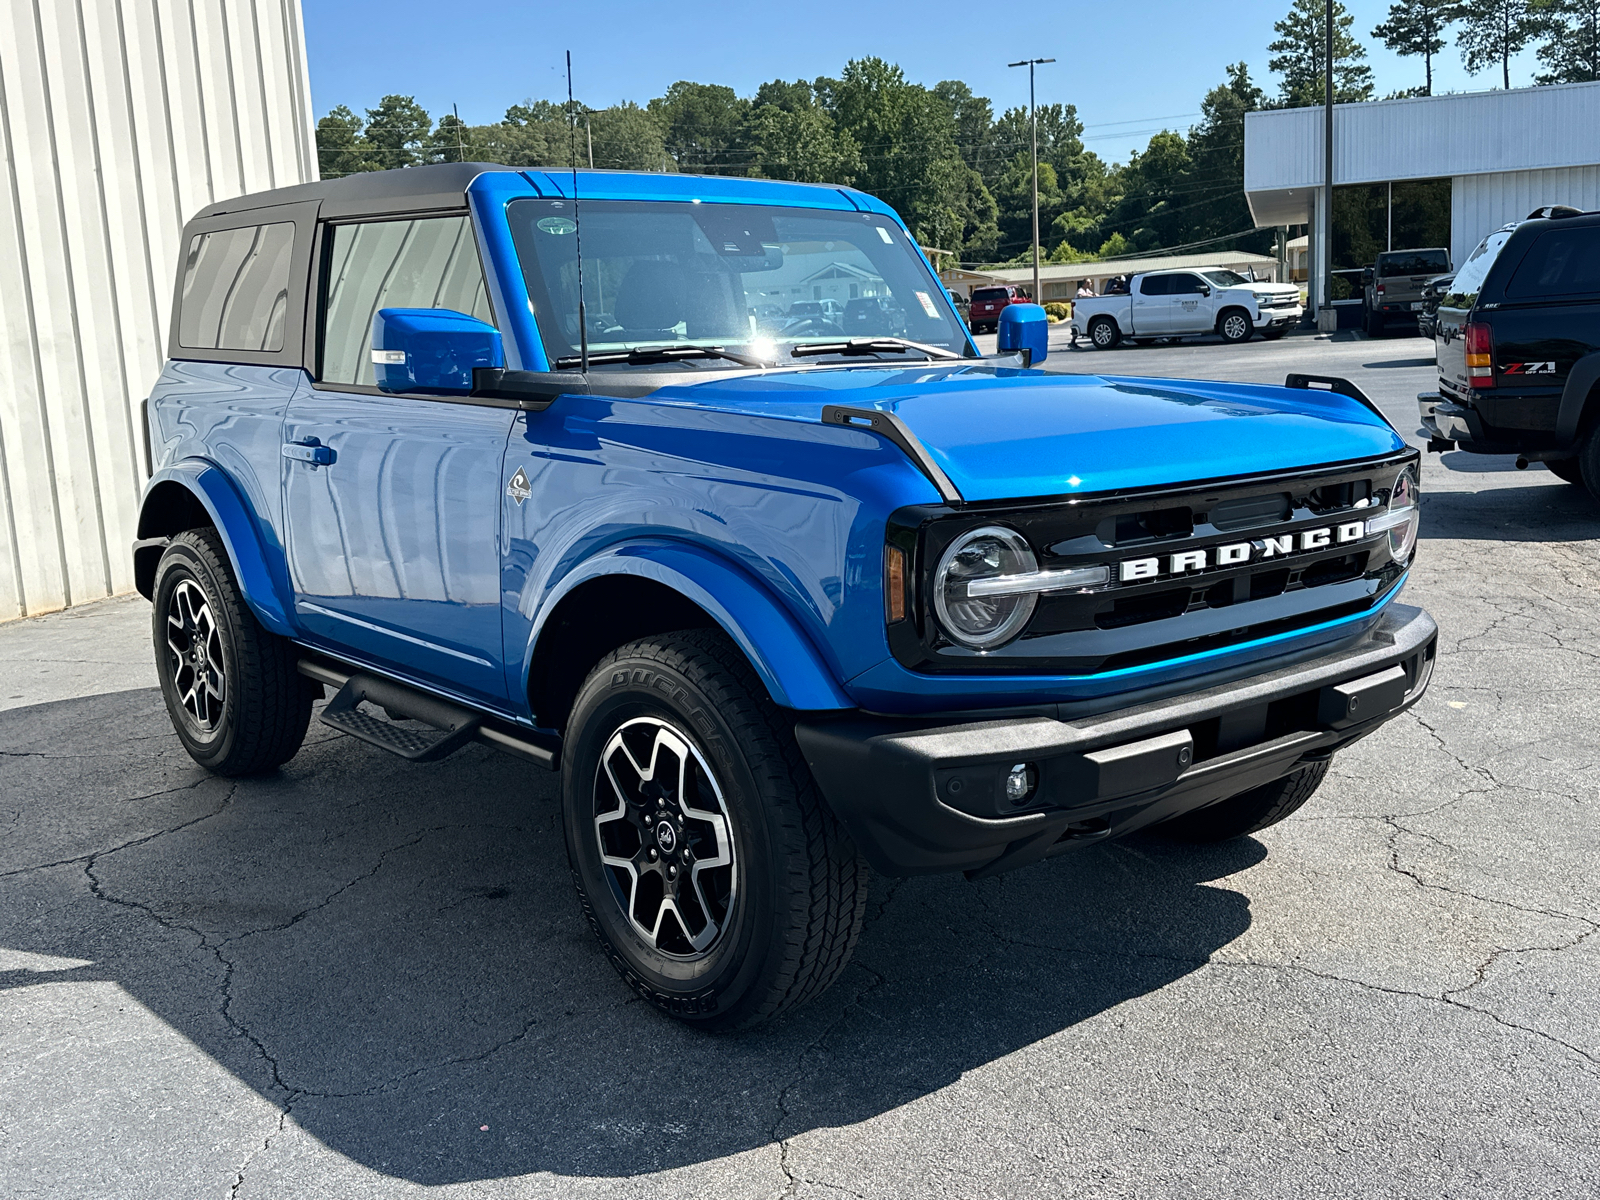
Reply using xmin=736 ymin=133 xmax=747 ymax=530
xmin=1157 ymin=759 xmax=1330 ymax=843
xmin=562 ymin=630 xmax=869 ymax=1029
xmin=1218 ymin=309 xmax=1254 ymax=344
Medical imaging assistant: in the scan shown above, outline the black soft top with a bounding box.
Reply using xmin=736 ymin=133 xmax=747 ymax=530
xmin=193 ymin=162 xmax=513 ymax=220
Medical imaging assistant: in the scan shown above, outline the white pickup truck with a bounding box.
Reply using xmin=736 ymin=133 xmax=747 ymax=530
xmin=1070 ymin=267 xmax=1302 ymax=349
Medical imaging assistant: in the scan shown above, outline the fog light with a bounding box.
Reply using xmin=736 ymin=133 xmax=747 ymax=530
xmin=1005 ymin=762 xmax=1038 ymax=805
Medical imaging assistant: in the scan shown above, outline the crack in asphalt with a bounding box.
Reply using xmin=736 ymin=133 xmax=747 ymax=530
xmin=0 ymin=777 xmax=231 ymax=880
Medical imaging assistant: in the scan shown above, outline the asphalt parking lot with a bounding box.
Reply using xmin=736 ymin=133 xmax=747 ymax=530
xmin=3 ymin=328 xmax=1598 ymax=1199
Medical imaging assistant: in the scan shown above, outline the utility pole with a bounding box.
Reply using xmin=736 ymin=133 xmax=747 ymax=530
xmin=1009 ymin=57 xmax=1055 ymax=305
xmin=1322 ymin=0 xmax=1334 ymax=323
xmin=452 ymin=103 xmax=465 ymax=163
xmin=584 ymin=108 xmax=594 ymax=169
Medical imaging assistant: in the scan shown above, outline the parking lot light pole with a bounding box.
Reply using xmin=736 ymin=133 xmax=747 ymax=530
xmin=1009 ymin=57 xmax=1055 ymax=305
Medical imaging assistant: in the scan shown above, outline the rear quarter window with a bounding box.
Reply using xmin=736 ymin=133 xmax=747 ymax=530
xmin=1505 ymin=226 xmax=1600 ymax=299
xmin=178 ymin=223 xmax=294 ymax=351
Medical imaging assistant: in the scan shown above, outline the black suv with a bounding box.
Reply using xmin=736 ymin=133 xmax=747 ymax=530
xmin=1421 ymin=207 xmax=1600 ymax=494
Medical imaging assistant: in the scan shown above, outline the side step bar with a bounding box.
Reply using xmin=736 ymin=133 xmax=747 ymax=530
xmin=298 ymin=658 xmax=560 ymax=770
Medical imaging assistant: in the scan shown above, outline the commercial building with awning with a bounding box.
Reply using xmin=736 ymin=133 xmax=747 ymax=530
xmin=971 ymin=250 xmax=1283 ymax=302
xmin=1244 ymin=81 xmax=1600 ymax=316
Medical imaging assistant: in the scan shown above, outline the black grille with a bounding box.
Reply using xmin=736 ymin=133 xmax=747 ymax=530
xmin=887 ymin=453 xmax=1415 ymax=676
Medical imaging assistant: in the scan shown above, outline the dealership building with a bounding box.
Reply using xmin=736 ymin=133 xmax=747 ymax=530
xmin=1244 ymin=80 xmax=1600 ymax=319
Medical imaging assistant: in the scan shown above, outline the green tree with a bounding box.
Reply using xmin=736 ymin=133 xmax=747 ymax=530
xmin=362 ymin=94 xmax=431 ymax=169
xmin=746 ymin=91 xmax=863 ymax=185
xmin=1531 ymin=0 xmax=1600 ymax=82
xmin=993 ymin=154 xmax=1065 ymax=261
xmin=314 ymin=104 xmax=373 ymax=178
xmin=1372 ymin=0 xmax=1462 ymax=93
xmin=1456 ymin=0 xmax=1539 ymax=87
xmin=588 ymin=103 xmax=672 ymax=171
xmin=648 ymin=82 xmax=750 ymax=174
xmin=1105 ymin=131 xmax=1195 ymax=252
xmin=1267 ymin=0 xmax=1376 ymax=105
xmin=821 ymin=58 xmax=974 ymax=251
xmin=1183 ymin=63 xmax=1272 ymax=253
xmin=1097 ymin=232 xmax=1132 ymax=258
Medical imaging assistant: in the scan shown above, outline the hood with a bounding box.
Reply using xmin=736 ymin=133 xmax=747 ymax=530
xmin=1225 ymin=281 xmax=1298 ymax=294
xmin=645 ymin=364 xmax=1404 ymax=503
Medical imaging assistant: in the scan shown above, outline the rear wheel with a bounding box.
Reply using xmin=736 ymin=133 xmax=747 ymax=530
xmin=1157 ymin=759 xmax=1330 ymax=843
xmin=1217 ymin=308 xmax=1254 ymax=344
xmin=1088 ymin=316 xmax=1121 ymax=349
xmin=152 ymin=528 xmax=314 ymax=775
xmin=1546 ymin=457 xmax=1584 ymax=485
xmin=1364 ymin=307 xmax=1385 ymax=337
xmin=1577 ymin=423 xmax=1600 ymax=498
xmin=561 ymin=630 xmax=868 ymax=1029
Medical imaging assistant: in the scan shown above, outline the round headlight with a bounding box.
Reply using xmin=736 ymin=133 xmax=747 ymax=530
xmin=932 ymin=526 xmax=1039 ymax=651
xmin=1387 ymin=465 xmax=1420 ymax=565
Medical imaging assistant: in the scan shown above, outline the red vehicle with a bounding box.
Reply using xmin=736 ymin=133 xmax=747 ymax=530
xmin=968 ymin=284 xmax=1030 ymax=334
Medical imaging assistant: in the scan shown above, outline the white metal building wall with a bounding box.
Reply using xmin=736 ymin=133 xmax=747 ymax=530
xmin=0 ymin=0 xmax=317 ymax=621
xmin=1452 ymin=166 xmax=1600 ymax=264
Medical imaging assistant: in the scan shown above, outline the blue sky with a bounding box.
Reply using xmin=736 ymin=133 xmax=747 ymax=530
xmin=301 ymin=0 xmax=1542 ymax=165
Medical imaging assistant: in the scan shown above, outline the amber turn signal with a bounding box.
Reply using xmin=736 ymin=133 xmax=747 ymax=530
xmin=884 ymin=544 xmax=907 ymax=623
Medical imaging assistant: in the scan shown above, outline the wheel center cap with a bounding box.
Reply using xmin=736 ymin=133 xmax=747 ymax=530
xmin=654 ymin=821 xmax=678 ymax=855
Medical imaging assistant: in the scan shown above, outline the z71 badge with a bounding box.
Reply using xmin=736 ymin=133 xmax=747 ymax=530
xmin=1119 ymin=521 xmax=1367 ymax=582
xmin=1501 ymin=361 xmax=1556 ymax=375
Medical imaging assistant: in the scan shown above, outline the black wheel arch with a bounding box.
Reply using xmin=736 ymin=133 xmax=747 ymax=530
xmin=528 ymin=575 xmax=719 ymax=731
xmin=1557 ymin=350 xmax=1600 ymax=446
xmin=134 ymin=481 xmax=215 ymax=599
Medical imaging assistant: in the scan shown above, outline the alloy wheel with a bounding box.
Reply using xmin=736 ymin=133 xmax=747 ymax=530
xmin=166 ymin=578 xmax=226 ymax=730
xmin=593 ymin=717 xmax=737 ymax=958
xmin=1223 ymin=314 xmax=1249 ymax=341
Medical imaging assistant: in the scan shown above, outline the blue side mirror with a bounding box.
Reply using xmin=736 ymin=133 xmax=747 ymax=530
xmin=371 ymin=308 xmax=504 ymax=394
xmin=997 ymin=303 xmax=1048 ymax=366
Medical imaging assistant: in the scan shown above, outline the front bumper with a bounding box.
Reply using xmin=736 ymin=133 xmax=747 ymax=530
xmin=795 ymin=604 xmax=1436 ymax=879
xmin=1255 ymin=306 xmax=1302 ymax=327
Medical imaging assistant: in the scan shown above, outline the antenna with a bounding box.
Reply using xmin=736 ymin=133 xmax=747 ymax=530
xmin=566 ymin=50 xmax=588 ymax=373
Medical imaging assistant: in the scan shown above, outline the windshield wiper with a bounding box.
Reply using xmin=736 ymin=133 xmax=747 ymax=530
xmin=554 ymin=345 xmax=768 ymax=370
xmin=789 ymin=337 xmax=962 ymax=361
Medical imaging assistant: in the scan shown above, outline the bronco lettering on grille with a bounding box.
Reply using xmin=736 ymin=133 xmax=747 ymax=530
xmin=1118 ymin=521 xmax=1366 ymax=583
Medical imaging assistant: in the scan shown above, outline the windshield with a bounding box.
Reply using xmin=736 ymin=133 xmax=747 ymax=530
xmin=1444 ymin=225 xmax=1517 ymax=308
xmin=508 ymin=199 xmax=970 ymax=365
xmin=1379 ymin=249 xmax=1449 ymax=277
xmin=1201 ymin=270 xmax=1248 ymax=287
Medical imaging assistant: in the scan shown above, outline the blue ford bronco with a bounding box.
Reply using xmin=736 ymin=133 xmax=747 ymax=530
xmin=137 ymin=163 xmax=1436 ymax=1028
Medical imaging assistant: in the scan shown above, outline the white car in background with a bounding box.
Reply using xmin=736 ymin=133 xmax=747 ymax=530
xmin=1071 ymin=268 xmax=1302 ymax=349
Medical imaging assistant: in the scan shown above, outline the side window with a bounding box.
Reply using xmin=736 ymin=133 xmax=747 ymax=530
xmin=1505 ymin=227 xmax=1600 ymax=299
xmin=178 ymin=223 xmax=294 ymax=351
xmin=320 ymin=215 xmax=495 ymax=387
xmin=1171 ymin=274 xmax=1205 ymax=295
xmin=1139 ymin=275 xmax=1170 ymax=296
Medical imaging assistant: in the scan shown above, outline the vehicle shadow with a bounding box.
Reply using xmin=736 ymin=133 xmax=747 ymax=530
xmin=0 ymin=687 xmax=1261 ymax=1185
xmin=1420 ymin=475 xmax=1600 ymax=542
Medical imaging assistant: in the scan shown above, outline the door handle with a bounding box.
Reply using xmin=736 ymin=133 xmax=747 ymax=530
xmin=282 ymin=439 xmax=335 ymax=466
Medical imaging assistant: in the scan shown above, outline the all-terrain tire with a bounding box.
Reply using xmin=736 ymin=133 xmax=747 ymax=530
xmin=561 ymin=629 xmax=869 ymax=1030
xmin=151 ymin=528 xmax=314 ymax=775
xmin=1157 ymin=758 xmax=1331 ymax=843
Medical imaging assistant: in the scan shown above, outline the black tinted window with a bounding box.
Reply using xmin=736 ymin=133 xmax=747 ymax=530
xmin=1169 ymin=274 xmax=1206 ymax=295
xmin=321 ymin=216 xmax=494 ymax=386
xmin=1139 ymin=275 xmax=1170 ymax=296
xmin=971 ymin=287 xmax=1008 ymax=301
xmin=1505 ymin=228 xmax=1600 ymax=299
xmin=1380 ymin=250 xmax=1449 ymax=277
xmin=178 ymin=223 xmax=294 ymax=351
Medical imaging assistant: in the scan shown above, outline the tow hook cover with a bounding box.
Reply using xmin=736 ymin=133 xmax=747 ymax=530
xmin=1318 ymin=665 xmax=1410 ymax=730
xmin=1062 ymin=728 xmax=1195 ymax=802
